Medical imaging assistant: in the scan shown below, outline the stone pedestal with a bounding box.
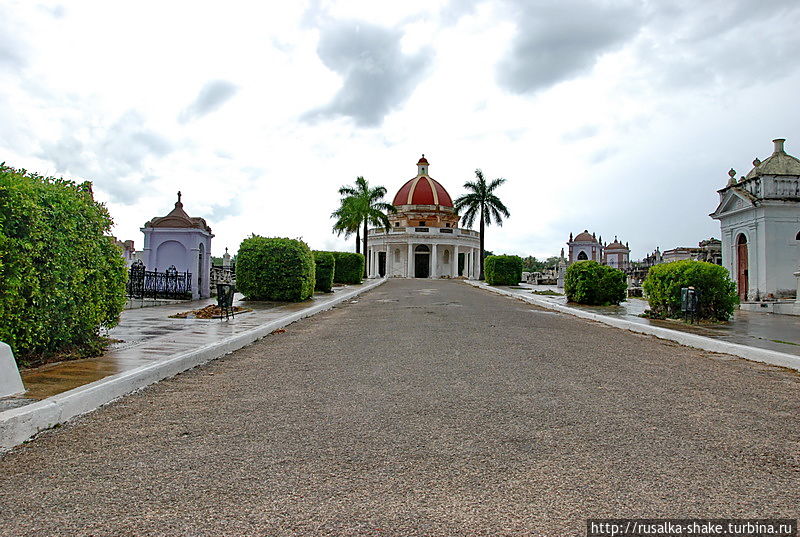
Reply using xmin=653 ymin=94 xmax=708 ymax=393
xmin=0 ymin=342 xmax=25 ymax=397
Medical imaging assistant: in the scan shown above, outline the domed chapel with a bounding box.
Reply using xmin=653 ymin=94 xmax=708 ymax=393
xmin=366 ymin=156 xmax=481 ymax=278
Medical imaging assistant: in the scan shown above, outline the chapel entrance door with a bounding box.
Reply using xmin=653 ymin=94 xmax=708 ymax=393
xmin=736 ymin=234 xmax=748 ymax=301
xmin=414 ymin=245 xmax=430 ymax=278
xmin=378 ymin=252 xmax=386 ymax=277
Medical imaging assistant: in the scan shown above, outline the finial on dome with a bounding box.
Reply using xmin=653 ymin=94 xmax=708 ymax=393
xmin=416 ymin=154 xmax=429 ymax=176
xmin=176 ymin=191 xmax=183 ymax=206
xmin=773 ymin=138 xmax=786 ymax=154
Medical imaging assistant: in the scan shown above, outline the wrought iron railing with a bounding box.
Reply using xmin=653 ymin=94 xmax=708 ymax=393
xmin=126 ymin=261 xmax=192 ymax=299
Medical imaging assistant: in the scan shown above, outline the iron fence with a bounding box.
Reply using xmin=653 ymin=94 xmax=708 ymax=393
xmin=126 ymin=261 xmax=192 ymax=299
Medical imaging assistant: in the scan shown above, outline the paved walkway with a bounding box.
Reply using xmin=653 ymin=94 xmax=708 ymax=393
xmin=6 ymin=282 xmax=377 ymax=406
xmin=0 ymin=280 xmax=797 ymax=535
xmin=508 ymin=283 xmax=800 ymax=357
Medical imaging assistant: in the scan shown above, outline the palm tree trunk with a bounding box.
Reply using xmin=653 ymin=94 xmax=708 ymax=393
xmin=362 ymin=219 xmax=368 ymax=277
xmin=355 ymin=228 xmax=360 ymax=254
xmin=479 ymin=208 xmax=485 ymax=280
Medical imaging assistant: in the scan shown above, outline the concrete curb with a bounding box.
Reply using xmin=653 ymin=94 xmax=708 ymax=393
xmin=0 ymin=279 xmax=386 ymax=451
xmin=466 ymin=280 xmax=800 ymax=372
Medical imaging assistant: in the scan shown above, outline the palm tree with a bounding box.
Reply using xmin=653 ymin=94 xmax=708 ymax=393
xmin=334 ymin=176 xmax=395 ymax=276
xmin=331 ymin=196 xmax=364 ymax=253
xmin=454 ymin=169 xmax=510 ymax=280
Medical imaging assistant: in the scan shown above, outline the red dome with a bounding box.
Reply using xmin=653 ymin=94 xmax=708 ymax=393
xmin=392 ymin=175 xmax=453 ymax=207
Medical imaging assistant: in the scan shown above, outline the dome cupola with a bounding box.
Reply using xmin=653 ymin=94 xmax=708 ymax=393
xmin=392 ymin=155 xmax=454 ymax=207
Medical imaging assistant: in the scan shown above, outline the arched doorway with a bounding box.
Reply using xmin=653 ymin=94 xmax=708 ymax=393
xmin=414 ymin=244 xmax=430 ymax=278
xmin=736 ymin=233 xmax=748 ymax=301
xmin=577 ymin=251 xmax=588 ymax=260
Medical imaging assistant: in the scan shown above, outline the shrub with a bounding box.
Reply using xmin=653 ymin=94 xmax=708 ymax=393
xmin=331 ymin=251 xmax=364 ymax=284
xmin=312 ymin=250 xmax=335 ymax=293
xmin=236 ymin=236 xmax=315 ymax=301
xmin=0 ymin=164 xmax=127 ymax=365
xmin=484 ymin=255 xmax=523 ymax=285
xmin=643 ymin=260 xmax=738 ymax=321
xmin=564 ymin=260 xmax=627 ymax=306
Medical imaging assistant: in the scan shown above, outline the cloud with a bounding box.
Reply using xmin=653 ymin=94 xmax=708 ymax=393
xmin=634 ymin=0 xmax=800 ymax=91
xmin=40 ymin=110 xmax=174 ymax=204
xmin=0 ymin=6 xmax=28 ymax=73
xmin=179 ymin=80 xmax=238 ymax=123
xmin=304 ymin=21 xmax=431 ymax=127
xmin=496 ymin=0 xmax=645 ymax=94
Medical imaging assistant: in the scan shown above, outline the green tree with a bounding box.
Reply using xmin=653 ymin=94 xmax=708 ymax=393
xmin=334 ymin=177 xmax=394 ymax=276
xmin=331 ymin=196 xmax=364 ymax=254
xmin=454 ymin=169 xmax=510 ymax=280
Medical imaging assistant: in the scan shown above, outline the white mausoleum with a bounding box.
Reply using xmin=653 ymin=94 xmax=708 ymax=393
xmin=710 ymin=138 xmax=800 ymax=312
xmin=140 ymin=192 xmax=214 ymax=299
xmin=366 ymin=156 xmax=481 ymax=278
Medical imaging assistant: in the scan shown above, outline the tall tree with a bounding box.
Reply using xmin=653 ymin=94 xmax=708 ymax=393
xmin=335 ymin=177 xmax=395 ymax=275
xmin=331 ymin=196 xmax=363 ymax=253
xmin=454 ymin=169 xmax=510 ymax=280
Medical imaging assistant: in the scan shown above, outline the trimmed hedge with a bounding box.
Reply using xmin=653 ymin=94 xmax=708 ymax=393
xmin=485 ymin=255 xmax=523 ymax=285
xmin=312 ymin=250 xmax=335 ymax=293
xmin=236 ymin=236 xmax=315 ymax=301
xmin=643 ymin=260 xmax=738 ymax=321
xmin=331 ymin=251 xmax=364 ymax=284
xmin=0 ymin=164 xmax=127 ymax=365
xmin=564 ymin=260 xmax=627 ymax=305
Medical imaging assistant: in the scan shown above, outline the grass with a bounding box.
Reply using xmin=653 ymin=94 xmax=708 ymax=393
xmin=771 ymin=339 xmax=800 ymax=346
xmin=532 ymin=290 xmax=563 ymax=296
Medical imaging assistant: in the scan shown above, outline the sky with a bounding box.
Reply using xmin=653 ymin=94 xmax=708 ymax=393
xmin=2 ymin=0 xmax=799 ymax=260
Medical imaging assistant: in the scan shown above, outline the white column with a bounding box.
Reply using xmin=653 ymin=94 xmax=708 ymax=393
xmin=386 ymin=245 xmax=392 ymax=277
xmin=431 ymin=243 xmax=438 ymax=278
xmin=453 ymin=245 xmax=459 ymax=277
xmin=407 ymin=242 xmax=414 ymax=278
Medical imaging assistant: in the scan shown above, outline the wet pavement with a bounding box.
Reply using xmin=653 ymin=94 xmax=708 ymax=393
xmin=499 ymin=283 xmax=800 ymax=357
xmin=1 ymin=282 xmax=378 ymax=410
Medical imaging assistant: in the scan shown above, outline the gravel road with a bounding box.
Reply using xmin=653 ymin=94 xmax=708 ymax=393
xmin=1 ymin=279 xmax=798 ymax=536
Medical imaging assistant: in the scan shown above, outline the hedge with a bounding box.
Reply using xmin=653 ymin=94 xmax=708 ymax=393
xmin=331 ymin=251 xmax=364 ymax=284
xmin=484 ymin=255 xmax=523 ymax=285
xmin=236 ymin=236 xmax=315 ymax=301
xmin=0 ymin=164 xmax=127 ymax=365
xmin=643 ymin=260 xmax=738 ymax=321
xmin=564 ymin=260 xmax=627 ymax=306
xmin=312 ymin=250 xmax=335 ymax=293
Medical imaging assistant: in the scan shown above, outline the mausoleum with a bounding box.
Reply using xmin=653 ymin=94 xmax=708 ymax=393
xmin=140 ymin=192 xmax=214 ymax=299
xmin=367 ymin=156 xmax=481 ymax=278
xmin=710 ymin=138 xmax=800 ymax=313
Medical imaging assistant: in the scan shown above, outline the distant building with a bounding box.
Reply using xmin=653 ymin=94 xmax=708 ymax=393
xmin=710 ymin=138 xmax=800 ymax=305
xmin=140 ymin=192 xmax=214 ymax=299
xmin=567 ymin=230 xmax=603 ymax=262
xmin=603 ymin=237 xmax=630 ymax=270
xmin=662 ymin=238 xmax=722 ymax=265
xmin=114 ymin=238 xmax=139 ymax=267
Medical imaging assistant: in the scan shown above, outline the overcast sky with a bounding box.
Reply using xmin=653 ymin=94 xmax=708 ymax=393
xmin=2 ymin=0 xmax=799 ymax=260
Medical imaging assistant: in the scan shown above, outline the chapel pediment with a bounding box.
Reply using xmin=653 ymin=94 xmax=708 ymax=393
xmin=710 ymin=188 xmax=754 ymax=219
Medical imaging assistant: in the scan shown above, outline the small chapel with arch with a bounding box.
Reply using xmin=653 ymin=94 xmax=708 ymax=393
xmin=139 ymin=192 xmax=214 ymax=299
xmin=711 ymin=138 xmax=800 ymax=310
